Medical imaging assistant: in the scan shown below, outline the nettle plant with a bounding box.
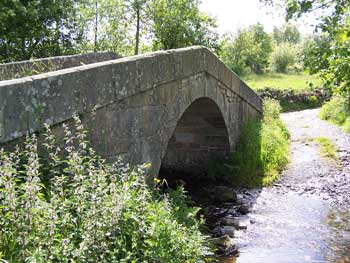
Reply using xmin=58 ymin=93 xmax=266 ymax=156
xmin=0 ymin=117 xmax=211 ymax=263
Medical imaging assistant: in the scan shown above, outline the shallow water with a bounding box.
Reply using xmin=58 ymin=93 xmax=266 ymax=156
xmin=224 ymin=190 xmax=350 ymax=263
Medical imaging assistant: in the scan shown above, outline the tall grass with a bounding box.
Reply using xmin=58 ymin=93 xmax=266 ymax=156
xmin=212 ymin=99 xmax=290 ymax=187
xmin=0 ymin=117 xmax=212 ymax=262
xmin=319 ymin=96 xmax=350 ymax=132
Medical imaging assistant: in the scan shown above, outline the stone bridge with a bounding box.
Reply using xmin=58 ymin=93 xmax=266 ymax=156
xmin=0 ymin=46 xmax=262 ymax=176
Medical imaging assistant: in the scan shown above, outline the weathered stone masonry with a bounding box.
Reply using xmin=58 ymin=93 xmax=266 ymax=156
xmin=0 ymin=51 xmax=121 ymax=81
xmin=0 ymin=46 xmax=262 ymax=176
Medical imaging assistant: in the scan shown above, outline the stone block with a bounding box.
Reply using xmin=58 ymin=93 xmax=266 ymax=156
xmin=218 ymin=60 xmax=232 ymax=88
xmin=206 ymin=51 xmax=219 ymax=79
xmin=78 ymin=62 xmax=115 ymax=110
xmin=0 ymin=78 xmax=35 ymax=142
xmin=231 ymin=74 xmax=241 ymax=94
xmin=111 ymin=59 xmax=137 ymax=99
xmin=31 ymin=68 xmax=82 ymax=127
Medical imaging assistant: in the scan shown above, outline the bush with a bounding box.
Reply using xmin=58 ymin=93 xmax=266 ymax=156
xmin=0 ymin=117 xmax=212 ymax=262
xmin=319 ymin=96 xmax=350 ymax=132
xmin=219 ymin=23 xmax=272 ymax=75
xmin=271 ymin=43 xmax=296 ymax=73
xmin=212 ymin=99 xmax=290 ymax=187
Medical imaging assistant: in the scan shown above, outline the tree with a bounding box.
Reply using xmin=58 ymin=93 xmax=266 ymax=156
xmin=77 ymin=0 xmax=133 ymax=55
xmin=262 ymin=0 xmax=350 ymax=100
xmin=246 ymin=23 xmax=273 ymax=73
xmin=150 ymin=0 xmax=219 ymax=51
xmin=0 ymin=0 xmax=79 ymax=62
xmin=131 ymin=0 xmax=143 ymax=55
xmin=124 ymin=0 xmax=152 ymax=55
xmin=303 ymin=34 xmax=331 ymax=74
xmin=220 ymin=32 xmax=252 ymax=76
xmin=0 ymin=0 xmax=219 ymax=61
xmin=273 ymin=23 xmax=301 ymax=44
xmin=219 ymin=23 xmax=272 ymax=75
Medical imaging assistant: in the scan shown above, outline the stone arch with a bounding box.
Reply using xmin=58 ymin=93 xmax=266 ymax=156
xmin=159 ymin=97 xmax=231 ymax=178
xmin=0 ymin=46 xmax=263 ymax=182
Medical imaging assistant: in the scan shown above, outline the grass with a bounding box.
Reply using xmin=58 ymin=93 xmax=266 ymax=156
xmin=319 ymin=96 xmax=350 ymax=132
xmin=315 ymin=137 xmax=338 ymax=160
xmin=210 ymin=99 xmax=290 ymax=187
xmin=242 ymin=72 xmax=326 ymax=112
xmin=243 ymin=72 xmax=322 ymax=92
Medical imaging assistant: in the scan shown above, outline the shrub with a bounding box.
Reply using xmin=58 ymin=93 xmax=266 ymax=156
xmin=212 ymin=99 xmax=290 ymax=187
xmin=343 ymin=118 xmax=350 ymax=132
xmin=0 ymin=117 xmax=212 ymax=262
xmin=219 ymin=23 xmax=272 ymax=75
xmin=319 ymin=96 xmax=350 ymax=132
xmin=271 ymin=43 xmax=296 ymax=73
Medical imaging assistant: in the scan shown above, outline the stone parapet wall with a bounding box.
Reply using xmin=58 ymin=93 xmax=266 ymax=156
xmin=0 ymin=47 xmax=262 ymax=144
xmin=0 ymin=51 xmax=121 ymax=81
xmin=0 ymin=46 xmax=262 ymax=170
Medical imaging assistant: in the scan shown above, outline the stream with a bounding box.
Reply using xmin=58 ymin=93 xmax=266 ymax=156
xmin=159 ymin=108 xmax=350 ymax=262
xmin=215 ymin=109 xmax=350 ymax=262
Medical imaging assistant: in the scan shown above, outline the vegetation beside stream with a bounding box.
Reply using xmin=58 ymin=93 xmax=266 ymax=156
xmin=0 ymin=118 xmax=213 ymax=263
xmin=211 ymin=99 xmax=290 ymax=187
xmin=315 ymin=137 xmax=338 ymax=160
xmin=319 ymin=96 xmax=350 ymax=132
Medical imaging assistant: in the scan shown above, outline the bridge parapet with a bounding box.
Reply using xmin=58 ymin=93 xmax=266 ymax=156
xmin=0 ymin=46 xmax=261 ymax=145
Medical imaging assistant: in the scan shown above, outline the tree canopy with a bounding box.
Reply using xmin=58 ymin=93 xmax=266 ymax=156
xmin=0 ymin=0 xmax=219 ymax=62
xmin=262 ymin=0 xmax=350 ymax=100
xmin=151 ymin=0 xmax=218 ymax=51
xmin=273 ymin=23 xmax=301 ymax=44
xmin=220 ymin=23 xmax=272 ymax=75
xmin=0 ymin=0 xmax=78 ymax=62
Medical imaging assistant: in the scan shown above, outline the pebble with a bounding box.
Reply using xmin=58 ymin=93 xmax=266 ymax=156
xmin=211 ymin=235 xmax=236 ymax=254
xmin=221 ymin=217 xmax=250 ymax=230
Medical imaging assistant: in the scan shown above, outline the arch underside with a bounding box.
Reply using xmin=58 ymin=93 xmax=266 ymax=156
xmin=160 ymin=98 xmax=230 ymax=176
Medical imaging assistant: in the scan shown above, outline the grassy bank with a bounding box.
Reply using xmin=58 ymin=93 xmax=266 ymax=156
xmin=244 ymin=72 xmax=322 ymax=92
xmin=0 ymin=119 xmax=212 ymax=263
xmin=211 ymin=99 xmax=290 ymax=187
xmin=319 ymin=96 xmax=350 ymax=132
xmin=243 ymin=72 xmax=327 ymax=112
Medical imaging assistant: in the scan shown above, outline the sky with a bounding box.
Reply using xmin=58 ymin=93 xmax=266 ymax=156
xmin=199 ymin=0 xmax=319 ymax=36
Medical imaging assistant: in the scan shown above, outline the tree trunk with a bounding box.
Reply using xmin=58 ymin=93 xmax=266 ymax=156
xmin=55 ymin=18 xmax=60 ymax=55
xmin=134 ymin=7 xmax=140 ymax=55
xmin=21 ymin=38 xmax=27 ymax=60
xmin=94 ymin=1 xmax=98 ymax=52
